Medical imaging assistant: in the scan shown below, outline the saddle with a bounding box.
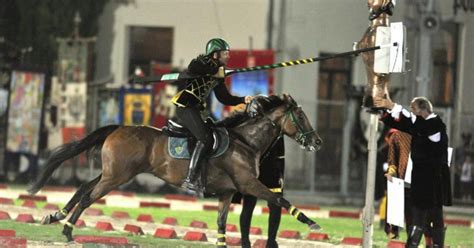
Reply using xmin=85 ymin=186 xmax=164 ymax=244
xmin=162 ymin=119 xmax=230 ymax=159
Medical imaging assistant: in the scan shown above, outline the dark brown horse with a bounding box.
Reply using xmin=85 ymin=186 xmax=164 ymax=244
xmin=28 ymin=94 xmax=323 ymax=246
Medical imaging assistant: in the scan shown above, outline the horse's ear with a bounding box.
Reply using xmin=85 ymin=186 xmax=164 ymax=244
xmin=282 ymin=93 xmax=295 ymax=105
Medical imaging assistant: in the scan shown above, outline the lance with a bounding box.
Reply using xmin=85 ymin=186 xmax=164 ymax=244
xmin=131 ymin=42 xmax=397 ymax=84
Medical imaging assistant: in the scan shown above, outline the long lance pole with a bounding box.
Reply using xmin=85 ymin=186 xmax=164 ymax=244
xmin=131 ymin=43 xmax=396 ymax=84
xmin=225 ymin=43 xmax=394 ymax=76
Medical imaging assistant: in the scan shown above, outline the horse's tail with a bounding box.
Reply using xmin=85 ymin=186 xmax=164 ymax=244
xmin=28 ymin=125 xmax=120 ymax=195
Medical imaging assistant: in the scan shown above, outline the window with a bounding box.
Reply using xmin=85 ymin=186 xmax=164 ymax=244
xmin=315 ymin=54 xmax=352 ymax=191
xmin=128 ymin=26 xmax=173 ymax=76
xmin=432 ymin=22 xmax=458 ymax=106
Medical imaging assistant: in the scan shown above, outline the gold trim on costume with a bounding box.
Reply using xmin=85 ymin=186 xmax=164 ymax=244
xmin=269 ymin=188 xmax=282 ymax=193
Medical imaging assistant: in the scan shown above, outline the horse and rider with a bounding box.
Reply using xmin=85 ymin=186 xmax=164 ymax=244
xmin=30 ymin=38 xmax=323 ymax=245
xmin=172 ymin=38 xmax=253 ymax=192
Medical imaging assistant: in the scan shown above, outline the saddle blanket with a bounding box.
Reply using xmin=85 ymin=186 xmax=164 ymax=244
xmin=167 ymin=128 xmax=229 ymax=159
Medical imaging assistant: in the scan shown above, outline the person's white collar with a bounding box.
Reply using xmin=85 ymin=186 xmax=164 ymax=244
xmin=426 ymin=113 xmax=437 ymax=120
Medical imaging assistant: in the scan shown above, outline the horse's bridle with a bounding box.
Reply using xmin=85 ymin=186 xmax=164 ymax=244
xmin=247 ymin=98 xmax=317 ymax=149
xmin=282 ymin=103 xmax=318 ymax=148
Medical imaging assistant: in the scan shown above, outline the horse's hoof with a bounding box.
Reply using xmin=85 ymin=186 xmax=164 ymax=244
xmin=41 ymin=215 xmax=56 ymax=225
xmin=309 ymin=223 xmax=321 ymax=231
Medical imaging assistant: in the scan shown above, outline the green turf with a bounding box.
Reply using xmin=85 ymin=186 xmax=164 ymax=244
xmin=0 ymin=220 xmax=213 ymax=247
xmin=5 ymin=187 xmax=474 ymax=247
xmin=15 ymin=200 xmax=472 ymax=247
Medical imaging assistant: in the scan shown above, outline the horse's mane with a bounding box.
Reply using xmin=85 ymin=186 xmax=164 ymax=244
xmin=216 ymin=111 xmax=248 ymax=128
xmin=216 ymin=95 xmax=286 ymax=128
xmin=258 ymin=95 xmax=285 ymax=111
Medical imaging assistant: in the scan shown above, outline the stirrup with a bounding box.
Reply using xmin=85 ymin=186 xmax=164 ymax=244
xmin=182 ymin=178 xmax=200 ymax=191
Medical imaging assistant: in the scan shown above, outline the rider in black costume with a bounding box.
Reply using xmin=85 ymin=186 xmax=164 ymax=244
xmin=172 ymin=38 xmax=253 ymax=191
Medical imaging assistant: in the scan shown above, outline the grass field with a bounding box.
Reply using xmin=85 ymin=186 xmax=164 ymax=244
xmin=0 ymin=220 xmax=213 ymax=247
xmin=2 ymin=199 xmax=474 ymax=247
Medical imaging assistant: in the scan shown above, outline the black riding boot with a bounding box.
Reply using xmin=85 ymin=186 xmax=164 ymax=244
xmin=406 ymin=225 xmax=424 ymax=248
xmin=431 ymin=227 xmax=446 ymax=248
xmin=182 ymin=141 xmax=208 ymax=191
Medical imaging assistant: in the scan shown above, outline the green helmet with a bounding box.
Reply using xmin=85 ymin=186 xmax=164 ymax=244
xmin=205 ymin=38 xmax=230 ymax=56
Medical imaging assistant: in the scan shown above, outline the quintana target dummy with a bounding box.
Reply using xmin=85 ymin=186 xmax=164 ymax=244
xmin=356 ymin=0 xmax=407 ymax=110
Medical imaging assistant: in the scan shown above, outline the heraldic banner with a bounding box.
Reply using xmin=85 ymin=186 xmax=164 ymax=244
xmin=6 ymin=70 xmax=45 ymax=155
xmin=120 ymin=87 xmax=152 ymax=126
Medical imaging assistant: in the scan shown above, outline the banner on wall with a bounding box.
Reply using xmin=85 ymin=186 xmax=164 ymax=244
xmin=6 ymin=71 xmax=45 ymax=155
xmin=151 ymin=64 xmax=177 ymax=128
xmin=120 ymin=87 xmax=153 ymax=125
xmin=44 ymin=77 xmax=63 ymax=150
xmin=0 ymin=89 xmax=8 ymax=118
xmin=211 ymin=71 xmax=270 ymax=119
xmin=99 ymin=95 xmax=120 ymax=127
xmin=62 ymin=127 xmax=85 ymax=143
xmin=230 ymin=71 xmax=269 ymax=111
xmin=61 ymin=127 xmax=86 ymax=165
xmin=152 ymin=83 xmax=178 ymax=128
xmin=60 ymin=83 xmax=87 ymax=128
xmin=57 ymin=40 xmax=90 ymax=83
xmin=211 ymin=50 xmax=274 ymax=119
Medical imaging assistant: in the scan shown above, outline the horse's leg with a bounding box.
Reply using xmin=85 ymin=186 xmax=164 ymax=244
xmin=240 ymin=179 xmax=321 ymax=230
xmin=216 ymin=192 xmax=234 ymax=248
xmin=62 ymin=177 xmax=126 ymax=241
xmin=41 ymin=175 xmax=101 ymax=225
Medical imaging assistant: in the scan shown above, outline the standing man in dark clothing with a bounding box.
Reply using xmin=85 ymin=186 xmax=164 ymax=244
xmin=172 ymin=38 xmax=253 ymax=191
xmin=231 ymin=136 xmax=285 ymax=248
xmin=374 ymin=96 xmax=452 ymax=248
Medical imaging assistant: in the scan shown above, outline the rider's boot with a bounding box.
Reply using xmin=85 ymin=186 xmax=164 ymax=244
xmin=182 ymin=141 xmax=208 ymax=192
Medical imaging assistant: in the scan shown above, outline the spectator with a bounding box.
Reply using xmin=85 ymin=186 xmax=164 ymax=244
xmin=460 ymin=155 xmax=472 ymax=201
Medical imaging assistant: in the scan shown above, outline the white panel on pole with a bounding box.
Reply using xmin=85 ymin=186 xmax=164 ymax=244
xmin=374 ymin=26 xmax=391 ymax=74
xmin=389 ymin=22 xmax=406 ymax=73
